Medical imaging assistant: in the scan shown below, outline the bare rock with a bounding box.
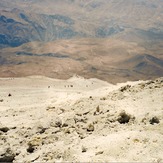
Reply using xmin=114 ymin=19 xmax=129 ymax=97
xmin=27 ymin=136 xmax=42 ymax=153
xmin=94 ymin=105 xmax=103 ymax=115
xmin=82 ymin=146 xmax=87 ymax=152
xmin=119 ymin=85 xmax=131 ymax=92
xmin=27 ymin=144 xmax=35 ymax=153
xmin=0 ymin=126 xmax=10 ymax=132
xmin=149 ymin=116 xmax=160 ymax=125
xmin=95 ymin=151 xmax=104 ymax=155
xmin=100 ymin=97 xmax=106 ymax=100
xmin=46 ymin=106 xmax=55 ymax=111
xmin=87 ymin=123 xmax=94 ymax=132
xmin=138 ymin=83 xmax=146 ymax=89
xmin=0 ymin=148 xmax=15 ymax=162
xmin=146 ymin=80 xmax=155 ymax=85
xmin=8 ymin=93 xmax=12 ymax=97
xmin=96 ymin=105 xmax=100 ymax=112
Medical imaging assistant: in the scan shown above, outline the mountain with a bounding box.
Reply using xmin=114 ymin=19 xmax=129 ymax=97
xmin=0 ymin=0 xmax=163 ymax=83
xmin=1 ymin=38 xmax=163 ymax=83
xmin=0 ymin=0 xmax=163 ymax=47
xmin=0 ymin=9 xmax=79 ymax=47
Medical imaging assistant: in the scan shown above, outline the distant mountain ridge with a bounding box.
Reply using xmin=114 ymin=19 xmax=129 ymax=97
xmin=0 ymin=10 xmax=81 ymax=47
xmin=0 ymin=0 xmax=163 ymax=47
xmin=0 ymin=0 xmax=163 ymax=83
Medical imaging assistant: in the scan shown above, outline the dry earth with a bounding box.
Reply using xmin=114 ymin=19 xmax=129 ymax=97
xmin=1 ymin=38 xmax=163 ymax=83
xmin=0 ymin=76 xmax=163 ymax=162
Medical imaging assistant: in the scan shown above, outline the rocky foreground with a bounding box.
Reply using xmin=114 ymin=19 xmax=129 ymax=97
xmin=0 ymin=76 xmax=163 ymax=162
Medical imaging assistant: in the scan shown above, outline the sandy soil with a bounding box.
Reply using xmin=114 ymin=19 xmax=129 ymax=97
xmin=0 ymin=75 xmax=163 ymax=162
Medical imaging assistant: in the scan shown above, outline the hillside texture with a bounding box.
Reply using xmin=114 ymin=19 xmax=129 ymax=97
xmin=0 ymin=76 xmax=163 ymax=162
xmin=0 ymin=0 xmax=163 ymax=82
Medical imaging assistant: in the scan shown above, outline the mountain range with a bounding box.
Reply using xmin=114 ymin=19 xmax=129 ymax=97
xmin=0 ymin=0 xmax=163 ymax=83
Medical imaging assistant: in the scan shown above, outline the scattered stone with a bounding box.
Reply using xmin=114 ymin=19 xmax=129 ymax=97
xmin=141 ymin=117 xmax=147 ymax=124
xmin=117 ymin=111 xmax=131 ymax=124
xmin=133 ymin=138 xmax=140 ymax=143
xmin=100 ymin=97 xmax=106 ymax=100
xmin=146 ymin=80 xmax=154 ymax=85
xmin=54 ymin=118 xmax=62 ymax=127
xmin=94 ymin=105 xmax=102 ymax=115
xmin=0 ymin=148 xmax=15 ymax=162
xmin=149 ymin=116 xmax=160 ymax=125
xmin=62 ymin=123 xmax=68 ymax=128
xmin=46 ymin=106 xmax=55 ymax=111
xmin=76 ymin=113 xmax=82 ymax=116
xmin=79 ymin=133 xmax=86 ymax=139
xmin=31 ymin=155 xmax=40 ymax=162
xmin=37 ymin=127 xmax=47 ymax=134
xmin=83 ymin=111 xmax=90 ymax=115
xmin=60 ymin=108 xmax=65 ymax=113
xmin=96 ymin=106 xmax=100 ymax=112
xmin=87 ymin=123 xmax=94 ymax=132
xmin=8 ymin=93 xmax=12 ymax=97
xmin=119 ymin=85 xmax=131 ymax=92
xmin=27 ymin=137 xmax=42 ymax=153
xmin=155 ymin=78 xmax=163 ymax=83
xmin=27 ymin=144 xmax=35 ymax=153
xmin=82 ymin=146 xmax=87 ymax=153
xmin=138 ymin=83 xmax=145 ymax=89
xmin=95 ymin=151 xmax=104 ymax=155
xmin=0 ymin=126 xmax=9 ymax=133
xmin=0 ymin=99 xmax=3 ymax=102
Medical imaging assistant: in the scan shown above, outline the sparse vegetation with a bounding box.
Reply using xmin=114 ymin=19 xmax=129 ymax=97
xmin=117 ymin=111 xmax=131 ymax=124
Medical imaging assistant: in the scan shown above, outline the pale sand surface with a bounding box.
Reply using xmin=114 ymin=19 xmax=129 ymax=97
xmin=0 ymin=76 xmax=163 ymax=162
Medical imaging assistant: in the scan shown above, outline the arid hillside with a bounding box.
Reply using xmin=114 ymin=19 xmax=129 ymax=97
xmin=0 ymin=76 xmax=163 ymax=162
xmin=1 ymin=38 xmax=163 ymax=83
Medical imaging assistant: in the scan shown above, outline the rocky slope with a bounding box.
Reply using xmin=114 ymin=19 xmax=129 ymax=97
xmin=0 ymin=76 xmax=162 ymax=162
